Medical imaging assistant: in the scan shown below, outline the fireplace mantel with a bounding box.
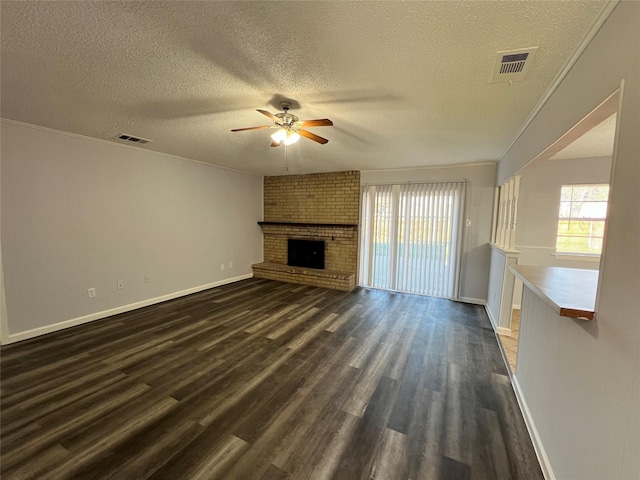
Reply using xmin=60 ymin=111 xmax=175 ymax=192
xmin=258 ymin=222 xmax=357 ymax=228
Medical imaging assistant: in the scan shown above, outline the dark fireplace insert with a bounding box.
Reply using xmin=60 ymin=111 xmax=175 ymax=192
xmin=288 ymin=239 xmax=325 ymax=269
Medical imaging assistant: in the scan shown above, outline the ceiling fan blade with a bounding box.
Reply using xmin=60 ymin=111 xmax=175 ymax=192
xmin=230 ymin=125 xmax=273 ymax=132
xmin=298 ymin=119 xmax=334 ymax=127
xmin=271 ymin=140 xmax=281 ymax=147
xmin=298 ymin=129 xmax=329 ymax=145
xmin=256 ymin=109 xmax=279 ymax=122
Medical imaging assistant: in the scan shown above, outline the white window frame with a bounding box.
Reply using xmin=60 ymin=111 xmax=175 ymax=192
xmin=555 ymin=183 xmax=609 ymax=257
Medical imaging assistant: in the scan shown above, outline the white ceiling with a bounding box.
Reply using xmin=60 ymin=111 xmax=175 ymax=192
xmin=549 ymin=113 xmax=616 ymax=160
xmin=1 ymin=1 xmax=610 ymax=176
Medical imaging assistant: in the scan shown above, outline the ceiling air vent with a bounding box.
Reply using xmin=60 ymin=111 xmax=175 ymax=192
xmin=117 ymin=133 xmax=152 ymax=145
xmin=490 ymin=47 xmax=538 ymax=84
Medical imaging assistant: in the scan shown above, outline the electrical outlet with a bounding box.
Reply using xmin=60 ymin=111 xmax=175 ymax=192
xmin=87 ymin=288 xmax=96 ymax=298
xmin=144 ymin=276 xmax=150 ymax=283
xmin=117 ymin=280 xmax=124 ymax=290
xmin=466 ymin=218 xmax=472 ymax=227
xmin=220 ymin=264 xmax=225 ymax=271
xmin=228 ymin=261 xmax=233 ymax=269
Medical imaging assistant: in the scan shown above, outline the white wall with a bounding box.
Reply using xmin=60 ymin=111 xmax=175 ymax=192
xmin=496 ymin=2 xmax=639 ymax=479
xmin=1 ymin=120 xmax=263 ymax=342
xmin=361 ymin=162 xmax=496 ymax=303
xmin=486 ymin=246 xmax=519 ymax=333
xmin=512 ymin=156 xmax=611 ymax=307
xmin=486 ymin=248 xmax=506 ymax=324
xmin=516 ymin=155 xmax=611 ymax=249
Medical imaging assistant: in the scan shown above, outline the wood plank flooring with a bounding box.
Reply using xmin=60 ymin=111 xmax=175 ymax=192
xmin=1 ymin=278 xmax=544 ymax=480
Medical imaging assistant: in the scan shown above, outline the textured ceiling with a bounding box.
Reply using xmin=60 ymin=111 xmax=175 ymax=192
xmin=1 ymin=1 xmax=610 ymax=175
xmin=550 ymin=113 xmax=616 ymax=160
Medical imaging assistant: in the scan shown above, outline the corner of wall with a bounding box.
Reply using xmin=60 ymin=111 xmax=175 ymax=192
xmin=511 ymin=378 xmax=557 ymax=480
xmin=0 ymin=249 xmax=9 ymax=345
xmin=484 ymin=303 xmax=498 ymax=331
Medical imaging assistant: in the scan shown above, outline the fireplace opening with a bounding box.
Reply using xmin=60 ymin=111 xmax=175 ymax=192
xmin=288 ymin=239 xmax=325 ymax=270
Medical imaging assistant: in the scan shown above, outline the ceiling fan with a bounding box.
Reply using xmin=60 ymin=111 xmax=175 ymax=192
xmin=231 ymin=101 xmax=333 ymax=147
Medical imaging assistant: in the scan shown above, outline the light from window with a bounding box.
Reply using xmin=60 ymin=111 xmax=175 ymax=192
xmin=556 ymin=184 xmax=609 ymax=255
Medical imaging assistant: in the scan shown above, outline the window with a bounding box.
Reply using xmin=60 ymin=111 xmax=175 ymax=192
xmin=556 ymin=184 xmax=609 ymax=255
xmin=359 ymin=182 xmax=466 ymax=298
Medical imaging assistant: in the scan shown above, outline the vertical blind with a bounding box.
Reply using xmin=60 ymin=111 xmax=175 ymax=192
xmin=359 ymin=182 xmax=466 ymax=298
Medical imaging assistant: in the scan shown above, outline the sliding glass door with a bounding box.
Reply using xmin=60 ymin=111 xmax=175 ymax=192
xmin=359 ymin=182 xmax=466 ymax=298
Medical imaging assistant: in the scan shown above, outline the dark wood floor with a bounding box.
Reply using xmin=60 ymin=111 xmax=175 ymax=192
xmin=1 ymin=278 xmax=543 ymax=480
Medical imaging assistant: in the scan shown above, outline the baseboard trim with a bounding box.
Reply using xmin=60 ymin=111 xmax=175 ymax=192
xmin=511 ymin=377 xmax=556 ymax=480
xmin=489 ymin=314 xmax=553 ymax=480
xmin=4 ymin=274 xmax=253 ymax=344
xmin=485 ymin=304 xmax=498 ymax=331
xmin=456 ymin=297 xmax=486 ymax=305
xmin=496 ymin=326 xmax=512 ymax=335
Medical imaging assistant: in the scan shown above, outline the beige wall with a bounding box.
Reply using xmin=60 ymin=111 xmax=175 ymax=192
xmin=1 ymin=121 xmax=263 ymax=342
xmin=361 ymin=163 xmax=496 ymax=303
xmin=496 ymin=2 xmax=639 ymax=479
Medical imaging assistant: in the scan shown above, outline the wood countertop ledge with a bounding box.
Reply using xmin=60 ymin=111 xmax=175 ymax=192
xmin=509 ymin=265 xmax=598 ymax=321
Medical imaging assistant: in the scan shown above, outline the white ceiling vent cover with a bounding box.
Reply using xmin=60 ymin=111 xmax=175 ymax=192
xmin=490 ymin=47 xmax=538 ymax=84
xmin=117 ymin=133 xmax=152 ymax=145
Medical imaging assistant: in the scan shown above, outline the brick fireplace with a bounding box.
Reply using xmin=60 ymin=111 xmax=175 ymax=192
xmin=252 ymin=171 xmax=360 ymax=291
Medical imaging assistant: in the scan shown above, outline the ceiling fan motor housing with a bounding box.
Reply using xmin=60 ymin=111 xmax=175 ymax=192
xmin=275 ymin=112 xmax=298 ymax=126
xmin=279 ymin=100 xmax=293 ymax=112
xmin=275 ymin=101 xmax=297 ymax=125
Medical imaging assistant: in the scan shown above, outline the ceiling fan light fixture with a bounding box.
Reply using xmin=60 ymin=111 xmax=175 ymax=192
xmin=271 ymin=129 xmax=300 ymax=145
xmin=285 ymin=131 xmax=300 ymax=145
xmin=271 ymin=129 xmax=287 ymax=144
